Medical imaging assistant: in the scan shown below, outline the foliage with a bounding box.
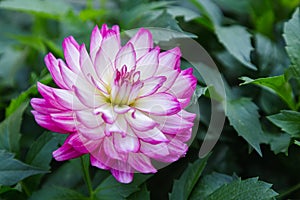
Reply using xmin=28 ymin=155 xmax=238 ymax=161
xmin=0 ymin=0 xmax=300 ymax=199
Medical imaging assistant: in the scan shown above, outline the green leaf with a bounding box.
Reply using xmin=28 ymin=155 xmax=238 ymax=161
xmin=190 ymin=172 xmax=235 ymax=199
xmin=127 ymin=184 xmax=150 ymax=200
xmin=240 ymin=75 xmax=296 ymax=110
xmin=0 ymin=47 xmax=27 ymax=87
xmin=25 ymin=132 xmax=59 ymax=170
xmin=215 ymin=25 xmax=256 ymax=70
xmin=267 ymin=110 xmax=300 ymax=138
xmin=264 ymin=133 xmax=291 ymax=155
xmin=283 ymin=8 xmax=300 ymax=77
xmin=5 ymin=73 xmax=52 ymax=117
xmin=191 ymin=0 xmax=223 ymax=26
xmin=0 ymin=102 xmax=28 ymax=153
xmin=226 ymin=98 xmax=264 ymax=156
xmin=0 ymin=0 xmax=71 ymax=19
xmin=166 ymin=6 xmax=200 ymax=21
xmin=121 ymin=1 xmax=173 ymax=28
xmin=254 ymin=34 xmax=288 ymax=74
xmin=79 ymin=9 xmax=107 ymax=21
xmin=169 ymin=156 xmax=209 ymax=200
xmin=0 ymin=150 xmax=47 ymax=186
xmin=43 ymin=158 xmax=82 ymax=188
xmin=205 ymin=177 xmax=278 ymax=200
xmin=10 ymin=35 xmax=46 ymax=53
xmin=94 ymin=174 xmax=151 ymax=200
xmin=29 ymin=186 xmax=88 ymax=200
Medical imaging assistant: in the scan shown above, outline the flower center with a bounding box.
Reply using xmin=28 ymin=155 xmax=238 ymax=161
xmin=109 ymin=65 xmax=143 ymax=106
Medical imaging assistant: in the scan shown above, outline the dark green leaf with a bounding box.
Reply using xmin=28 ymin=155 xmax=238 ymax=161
xmin=283 ymin=8 xmax=300 ymax=78
xmin=127 ymin=184 xmax=150 ymax=200
xmin=29 ymin=186 xmax=88 ymax=200
xmin=267 ymin=110 xmax=300 ymax=138
xmin=226 ymin=98 xmax=264 ymax=156
xmin=0 ymin=102 xmax=28 ymax=153
xmin=215 ymin=25 xmax=256 ymax=70
xmin=5 ymin=74 xmax=52 ymax=117
xmin=264 ymin=133 xmax=291 ymax=155
xmin=43 ymin=158 xmax=82 ymax=188
xmin=191 ymin=0 xmax=223 ymax=26
xmin=206 ymin=177 xmax=278 ymax=200
xmin=0 ymin=150 xmax=47 ymax=186
xmin=0 ymin=47 xmax=26 ymax=87
xmin=25 ymin=132 xmax=59 ymax=169
xmin=240 ymin=75 xmax=296 ymax=110
xmin=190 ymin=172 xmax=234 ymax=199
xmin=169 ymin=156 xmax=209 ymax=200
xmin=94 ymin=174 xmax=151 ymax=200
xmin=254 ymin=34 xmax=288 ymax=75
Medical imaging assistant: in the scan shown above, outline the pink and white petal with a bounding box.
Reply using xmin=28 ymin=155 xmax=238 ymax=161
xmin=128 ymin=153 xmax=157 ymax=173
xmin=136 ymin=47 xmax=160 ymax=80
xmin=44 ymin=53 xmax=67 ymax=89
xmin=151 ymin=111 xmax=195 ymax=135
xmin=62 ymin=36 xmax=80 ymax=73
xmin=159 ymin=47 xmax=181 ymax=70
xmin=107 ymin=116 xmax=128 ymax=136
xmin=125 ymin=109 xmax=158 ymax=131
xmin=67 ymin=133 xmax=92 ymax=153
xmin=75 ymin=110 xmax=103 ymax=128
xmin=181 ymin=109 xmax=197 ymax=121
xmin=134 ymin=127 xmax=168 ymax=144
xmin=111 ymin=168 xmax=133 ymax=184
xmin=79 ymin=44 xmax=99 ymax=84
xmin=113 ymin=105 xmax=132 ymax=114
xmin=134 ymin=92 xmax=180 ymax=116
xmin=128 ymin=28 xmax=153 ymax=60
xmin=94 ymin=47 xmax=115 ymax=85
xmin=111 ymin=25 xmax=120 ymax=43
xmin=92 ymin=143 xmax=117 ymax=169
xmin=156 ymin=70 xmax=179 ymax=93
xmin=53 ymin=138 xmax=83 ymax=161
xmin=127 ymin=82 xmax=144 ymax=104
xmin=103 ymin=137 xmax=126 ymax=160
xmin=138 ymin=76 xmax=166 ymax=98
xmin=115 ymin=42 xmax=136 ymax=71
xmin=100 ymin=24 xmax=108 ymax=36
xmin=77 ymin=124 xmax=106 ymax=140
xmin=140 ymin=141 xmax=170 ymax=160
xmin=90 ymin=155 xmax=110 ymax=170
xmin=50 ymin=112 xmax=76 ymax=132
xmin=94 ymin=104 xmax=117 ymax=124
xmin=37 ymin=82 xmax=66 ymax=110
xmin=167 ymin=68 xmax=197 ymax=103
xmin=100 ymin=29 xmax=120 ymax=63
xmin=58 ymin=59 xmax=92 ymax=90
xmin=73 ymin=85 xmax=106 ymax=108
xmin=90 ymin=25 xmax=103 ymax=62
xmin=113 ymin=133 xmax=140 ymax=153
xmin=174 ymin=128 xmax=193 ymax=143
xmin=52 ymin=88 xmax=86 ymax=110
xmin=31 ymin=111 xmax=68 ymax=133
xmin=31 ymin=98 xmax=62 ymax=114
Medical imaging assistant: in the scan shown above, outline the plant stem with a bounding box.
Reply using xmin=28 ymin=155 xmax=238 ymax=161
xmin=277 ymin=182 xmax=300 ymax=199
xmin=80 ymin=156 xmax=94 ymax=199
xmin=21 ymin=181 xmax=31 ymax=197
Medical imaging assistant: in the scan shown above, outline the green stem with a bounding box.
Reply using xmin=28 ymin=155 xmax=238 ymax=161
xmin=277 ymin=182 xmax=300 ymax=199
xmin=80 ymin=156 xmax=94 ymax=199
xmin=21 ymin=181 xmax=31 ymax=197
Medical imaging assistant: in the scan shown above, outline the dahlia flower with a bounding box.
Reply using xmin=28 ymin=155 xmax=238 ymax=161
xmin=31 ymin=24 xmax=197 ymax=183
